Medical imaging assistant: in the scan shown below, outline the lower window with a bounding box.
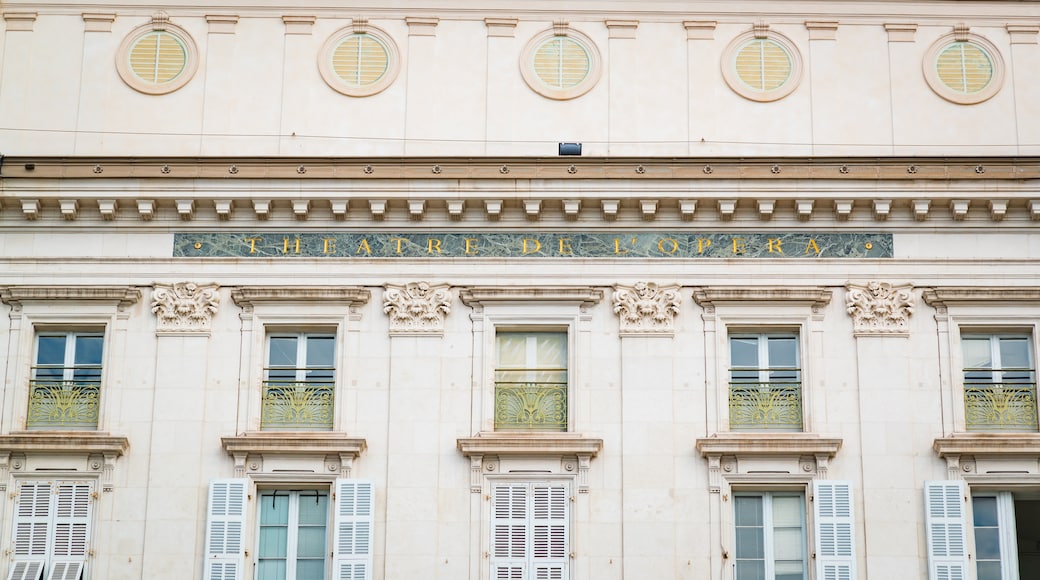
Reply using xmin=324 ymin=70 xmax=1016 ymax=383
xmin=490 ymin=480 xmax=569 ymax=580
xmin=8 ymin=480 xmax=94 ymax=580
xmin=257 ymin=490 xmax=329 ymax=580
xmin=972 ymin=492 xmax=1040 ymax=580
xmin=734 ymin=492 xmax=807 ymax=580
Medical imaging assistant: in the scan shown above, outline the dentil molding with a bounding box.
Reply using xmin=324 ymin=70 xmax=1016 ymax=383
xmin=151 ymin=282 xmax=220 ymax=334
xmin=383 ymin=282 xmax=452 ymax=335
xmin=612 ymin=281 xmax=681 ymax=335
xmin=845 ymin=281 xmax=914 ymax=336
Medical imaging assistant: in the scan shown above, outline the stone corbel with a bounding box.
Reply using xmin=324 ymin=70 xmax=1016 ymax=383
xmin=944 ymin=453 xmax=963 ymax=480
xmin=470 ymin=454 xmax=483 ymax=493
xmin=577 ymin=454 xmax=592 ymax=493
xmin=338 ymin=452 xmax=355 ymax=478
xmin=0 ymin=452 xmax=10 ymax=492
xmin=232 ymin=451 xmax=248 ymax=478
xmin=707 ymin=454 xmax=722 ymax=493
xmin=814 ymin=453 xmax=830 ymax=479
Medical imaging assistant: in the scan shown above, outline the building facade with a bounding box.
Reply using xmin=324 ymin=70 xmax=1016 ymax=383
xmin=1 ymin=1 xmax=1040 ymax=579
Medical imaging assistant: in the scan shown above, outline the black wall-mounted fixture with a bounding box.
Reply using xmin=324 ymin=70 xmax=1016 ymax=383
xmin=558 ymin=142 xmax=582 ymax=156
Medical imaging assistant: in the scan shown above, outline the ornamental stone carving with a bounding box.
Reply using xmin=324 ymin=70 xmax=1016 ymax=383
xmin=151 ymin=282 xmax=220 ymax=333
xmin=383 ymin=282 xmax=452 ymax=335
xmin=845 ymin=281 xmax=914 ymax=335
xmin=612 ymin=282 xmax=681 ymax=334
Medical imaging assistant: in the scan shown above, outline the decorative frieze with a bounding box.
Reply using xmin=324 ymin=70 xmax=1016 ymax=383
xmin=151 ymin=282 xmax=220 ymax=333
xmin=612 ymin=282 xmax=681 ymax=335
xmin=845 ymin=281 xmax=914 ymax=335
xmin=383 ymin=282 xmax=452 ymax=335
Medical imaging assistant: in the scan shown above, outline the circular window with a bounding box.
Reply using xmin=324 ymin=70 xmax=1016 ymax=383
xmin=520 ymin=28 xmax=602 ymax=100
xmin=319 ymin=26 xmax=400 ymax=97
xmin=722 ymin=30 xmax=803 ymax=102
xmin=923 ymin=33 xmax=1004 ymax=105
xmin=116 ymin=21 xmax=198 ymax=95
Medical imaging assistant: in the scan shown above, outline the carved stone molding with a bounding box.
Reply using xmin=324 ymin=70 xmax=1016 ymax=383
xmin=151 ymin=282 xmax=220 ymax=334
xmin=460 ymin=286 xmax=603 ymax=307
xmin=222 ymin=432 xmax=367 ymax=478
xmin=383 ymin=282 xmax=452 ymax=335
xmin=231 ymin=286 xmax=371 ymax=307
xmin=612 ymin=282 xmax=681 ymax=335
xmin=845 ymin=281 xmax=914 ymax=336
xmin=935 ymin=434 xmax=1040 ymax=481
xmin=696 ymin=433 xmax=842 ymax=492
xmin=0 ymin=432 xmax=129 ymax=491
xmin=457 ymin=432 xmax=603 ymax=492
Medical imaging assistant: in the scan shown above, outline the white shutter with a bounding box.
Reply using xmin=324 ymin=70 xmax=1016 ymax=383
xmin=924 ymin=480 xmax=969 ymax=580
xmin=44 ymin=562 xmax=82 ymax=580
xmin=332 ymin=479 xmax=374 ymax=580
xmin=50 ymin=481 xmax=92 ymax=578
xmin=203 ymin=479 xmax=247 ymax=580
xmin=6 ymin=562 xmax=43 ymax=580
xmin=813 ymin=480 xmax=856 ymax=580
xmin=491 ymin=483 xmax=528 ymax=580
xmin=13 ymin=481 xmax=51 ymax=559
xmin=531 ymin=483 xmax=568 ymax=580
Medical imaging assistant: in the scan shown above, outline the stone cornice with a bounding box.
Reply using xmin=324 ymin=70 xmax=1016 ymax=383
xmin=221 ymin=432 xmax=367 ymax=457
xmin=922 ymin=287 xmax=1040 ymax=306
xmin=457 ymin=432 xmax=604 ymax=457
xmin=692 ymin=286 xmax=832 ymax=307
xmin=0 ymin=285 xmax=141 ymax=307
xmin=460 ymin=287 xmax=603 ymax=307
xmin=695 ymin=433 xmax=843 ymax=457
xmin=934 ymin=433 xmax=1040 ymax=457
xmin=0 ymin=432 xmax=129 ymax=456
xmin=231 ymin=286 xmax=371 ymax=306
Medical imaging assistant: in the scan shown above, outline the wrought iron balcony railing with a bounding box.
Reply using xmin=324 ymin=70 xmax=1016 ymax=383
xmin=261 ymin=380 xmax=334 ymax=430
xmin=729 ymin=381 xmax=803 ymax=430
xmin=27 ymin=378 xmax=101 ymax=429
xmin=494 ymin=381 xmax=568 ymax=431
xmin=964 ymin=381 xmax=1039 ymax=431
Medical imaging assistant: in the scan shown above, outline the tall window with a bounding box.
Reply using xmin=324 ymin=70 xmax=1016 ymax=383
xmin=257 ymin=490 xmax=329 ymax=580
xmin=491 ymin=481 xmax=569 ymax=580
xmin=734 ymin=492 xmax=807 ymax=580
xmin=9 ymin=480 xmax=93 ymax=579
xmin=30 ymin=333 xmax=103 ymax=430
xmin=494 ymin=332 xmax=567 ymax=432
xmin=962 ymin=335 xmax=1037 ymax=431
xmin=729 ymin=334 xmax=802 ymax=431
xmin=263 ymin=334 xmax=335 ymax=430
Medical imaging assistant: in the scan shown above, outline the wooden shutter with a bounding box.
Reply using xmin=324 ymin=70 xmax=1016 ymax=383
xmin=11 ymin=481 xmax=51 ymax=579
xmin=7 ymin=562 xmax=43 ymax=580
xmin=814 ymin=480 xmax=856 ymax=580
xmin=332 ymin=479 xmax=374 ymax=580
xmin=48 ymin=481 xmax=92 ymax=580
xmin=924 ymin=480 xmax=969 ymax=580
xmin=531 ymin=483 xmax=568 ymax=580
xmin=203 ymin=479 xmax=247 ymax=580
xmin=491 ymin=483 xmax=528 ymax=580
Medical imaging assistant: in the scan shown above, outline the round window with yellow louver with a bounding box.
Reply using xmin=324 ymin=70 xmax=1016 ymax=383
xmin=116 ymin=21 xmax=199 ymax=95
xmin=721 ymin=29 xmax=803 ymax=103
xmin=319 ymin=27 xmax=400 ymax=97
xmin=924 ymin=34 xmax=1004 ymax=105
xmin=520 ymin=28 xmax=602 ymax=100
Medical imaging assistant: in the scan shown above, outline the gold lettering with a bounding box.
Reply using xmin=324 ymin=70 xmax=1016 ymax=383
xmin=613 ymin=238 xmax=629 ymax=255
xmin=322 ymin=238 xmax=336 ymax=254
xmin=558 ymin=238 xmax=573 ymax=255
xmin=522 ymin=238 xmax=541 ymax=254
xmin=767 ymin=238 xmax=783 ymax=254
xmin=805 ymin=239 xmax=821 ymax=256
xmin=464 ymin=238 xmax=479 ymax=255
xmin=657 ymin=238 xmax=679 ymax=255
xmin=697 ymin=238 xmax=712 ymax=254
xmin=356 ymin=239 xmax=372 ymax=255
xmin=390 ymin=237 xmax=407 ymax=254
xmin=427 ymin=238 xmax=443 ymax=254
xmin=732 ymin=237 xmax=747 ymax=255
xmin=283 ymin=237 xmax=301 ymax=254
xmin=245 ymin=237 xmax=262 ymax=254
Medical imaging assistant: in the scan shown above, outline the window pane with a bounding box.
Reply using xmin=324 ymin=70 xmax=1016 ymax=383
xmin=772 ymin=528 xmax=804 ymax=561
xmin=771 ymin=496 xmax=802 ymax=527
xmin=257 ymin=560 xmax=287 ymax=580
xmin=735 ymin=496 xmax=763 ymax=526
xmin=731 ymin=337 xmax=759 ymax=367
xmin=296 ymin=526 xmax=327 ymax=558
xmin=259 ymin=527 xmax=289 ymax=558
xmin=735 ymin=561 xmax=766 ymax=580
xmin=260 ymin=493 xmax=290 ymax=524
xmin=974 ymin=527 xmax=1001 ymax=560
xmin=535 ymin=333 xmax=566 ymax=368
xmin=73 ymin=336 xmax=104 ymax=366
xmin=269 ymin=337 xmax=299 ymax=367
xmin=297 ymin=493 xmax=329 ymax=525
xmin=962 ymin=337 xmax=993 ymax=369
xmin=296 ymin=559 xmax=326 ymax=580
xmin=306 ymin=336 xmax=335 ymax=368
xmin=36 ymin=336 xmax=67 ymax=366
xmin=767 ymin=337 xmax=798 ymax=368
xmin=999 ymin=338 xmax=1032 ymax=369
xmin=973 ymin=497 xmax=998 ymax=526
xmin=735 ymin=528 xmax=765 ymax=559
xmin=976 ymin=561 xmax=1002 ymax=580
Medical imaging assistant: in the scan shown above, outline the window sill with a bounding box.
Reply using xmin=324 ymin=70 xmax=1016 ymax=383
xmin=221 ymin=431 xmax=366 ymax=478
xmin=695 ymin=432 xmax=842 ymax=457
xmin=0 ymin=431 xmax=129 ymax=456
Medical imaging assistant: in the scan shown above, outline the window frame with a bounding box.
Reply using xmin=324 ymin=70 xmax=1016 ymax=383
xmin=727 ymin=331 xmax=804 ymax=432
xmin=959 ymin=332 xmax=1037 ymax=432
xmin=486 ymin=477 xmax=572 ymax=580
xmin=721 ymin=28 xmax=804 ymax=103
xmin=493 ymin=329 xmax=569 ymax=432
xmin=922 ymin=31 xmax=1005 ymax=105
xmin=262 ymin=332 xmax=338 ymax=431
xmin=969 ymin=491 xmax=1020 ymax=580
xmin=318 ymin=24 xmax=401 ymax=98
xmin=732 ymin=490 xmax=809 ymax=580
xmin=254 ymin=488 xmax=331 ymax=580
xmin=28 ymin=331 xmax=105 ymax=431
xmin=519 ymin=26 xmax=603 ymax=101
xmin=115 ymin=19 xmax=200 ymax=96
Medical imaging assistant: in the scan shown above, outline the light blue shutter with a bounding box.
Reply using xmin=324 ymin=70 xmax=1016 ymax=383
xmin=491 ymin=483 xmax=528 ymax=580
xmin=924 ymin=480 xmax=969 ymax=580
xmin=813 ymin=480 xmax=856 ymax=580
xmin=332 ymin=479 xmax=374 ymax=580
xmin=203 ymin=479 xmax=247 ymax=580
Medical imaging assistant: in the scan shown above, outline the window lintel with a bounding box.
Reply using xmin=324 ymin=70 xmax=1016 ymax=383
xmin=0 ymin=431 xmax=129 ymax=456
xmin=923 ymin=287 xmax=1040 ymax=306
xmin=460 ymin=286 xmax=602 ymax=308
xmin=231 ymin=286 xmax=370 ymax=308
xmin=935 ymin=433 xmax=1040 ymax=457
xmin=696 ymin=433 xmax=842 ymax=458
xmin=0 ymin=285 xmax=141 ymax=308
xmin=693 ymin=286 xmax=831 ymax=307
xmin=457 ymin=432 xmax=603 ymax=458
xmin=221 ymin=432 xmax=367 ymax=457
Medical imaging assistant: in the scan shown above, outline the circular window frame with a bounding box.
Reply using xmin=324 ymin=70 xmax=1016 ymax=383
xmin=318 ymin=26 xmax=401 ymax=98
xmin=519 ymin=27 xmax=602 ymax=101
xmin=922 ymin=32 xmax=1004 ymax=105
xmin=721 ymin=29 xmax=803 ymax=103
xmin=116 ymin=21 xmax=199 ymax=96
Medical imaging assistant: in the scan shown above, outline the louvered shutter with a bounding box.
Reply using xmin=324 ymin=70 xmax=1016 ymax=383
xmin=11 ymin=481 xmax=51 ymax=578
xmin=813 ymin=480 xmax=856 ymax=580
xmin=332 ymin=479 xmax=374 ymax=580
xmin=531 ymin=483 xmax=568 ymax=580
xmin=203 ymin=479 xmax=247 ymax=580
xmin=491 ymin=483 xmax=528 ymax=580
xmin=48 ymin=481 xmax=92 ymax=580
xmin=924 ymin=480 xmax=969 ymax=580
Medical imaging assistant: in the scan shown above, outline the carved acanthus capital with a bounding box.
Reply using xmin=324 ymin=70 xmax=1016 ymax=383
xmin=612 ymin=282 xmax=681 ymax=334
xmin=383 ymin=282 xmax=452 ymax=335
xmin=845 ymin=281 xmax=914 ymax=336
xmin=151 ymin=282 xmax=220 ymax=333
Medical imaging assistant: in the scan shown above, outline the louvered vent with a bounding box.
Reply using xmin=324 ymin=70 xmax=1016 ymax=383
xmin=129 ymin=31 xmax=187 ymax=84
xmin=735 ymin=38 xmax=792 ymax=91
xmin=936 ymin=42 xmax=993 ymax=95
xmin=332 ymin=34 xmax=389 ymax=87
xmin=533 ymin=37 xmax=590 ymax=89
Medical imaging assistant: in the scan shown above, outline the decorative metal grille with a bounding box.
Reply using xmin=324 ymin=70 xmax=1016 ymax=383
xmin=27 ymin=378 xmax=101 ymax=429
xmin=964 ymin=382 xmax=1039 ymax=431
xmin=495 ymin=381 xmax=567 ymax=431
xmin=729 ymin=382 xmax=802 ymax=430
xmin=261 ymin=381 xmax=334 ymax=430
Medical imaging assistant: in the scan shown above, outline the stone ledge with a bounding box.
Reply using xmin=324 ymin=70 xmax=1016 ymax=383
xmin=923 ymin=287 xmax=1040 ymax=305
xmin=231 ymin=286 xmax=370 ymax=306
xmin=0 ymin=285 xmax=141 ymax=306
xmin=460 ymin=287 xmax=603 ymax=306
xmin=0 ymin=432 xmax=129 ymax=456
xmin=695 ymin=433 xmax=842 ymax=457
xmin=934 ymin=433 xmax=1040 ymax=456
xmin=692 ymin=286 xmax=832 ymax=307
xmin=457 ymin=432 xmax=603 ymax=457
xmin=221 ymin=432 xmax=367 ymax=456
